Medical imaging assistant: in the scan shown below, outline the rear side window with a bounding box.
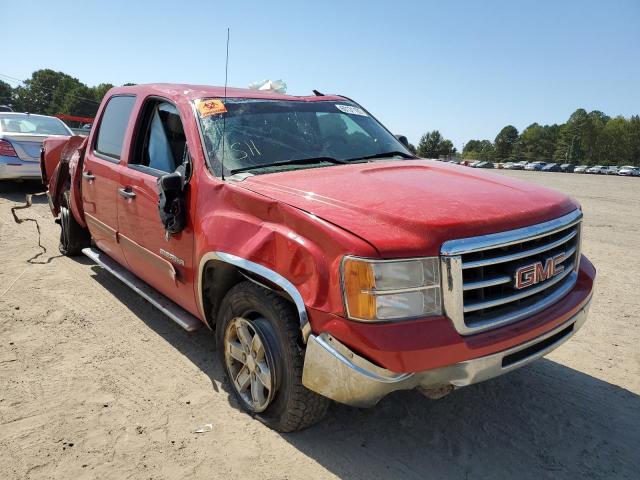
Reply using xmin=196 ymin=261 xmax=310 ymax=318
xmin=95 ymin=96 xmax=136 ymax=160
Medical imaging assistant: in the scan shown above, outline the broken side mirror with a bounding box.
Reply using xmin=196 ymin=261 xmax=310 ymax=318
xmin=157 ymin=171 xmax=186 ymax=237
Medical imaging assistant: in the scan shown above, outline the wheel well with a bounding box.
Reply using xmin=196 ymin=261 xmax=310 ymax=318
xmin=201 ymin=260 xmax=299 ymax=332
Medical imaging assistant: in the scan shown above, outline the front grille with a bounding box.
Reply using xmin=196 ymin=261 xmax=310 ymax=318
xmin=440 ymin=210 xmax=582 ymax=335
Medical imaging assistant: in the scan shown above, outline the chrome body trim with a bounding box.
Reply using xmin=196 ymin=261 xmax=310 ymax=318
xmin=302 ymin=297 xmax=591 ymax=407
xmin=461 ymin=231 xmax=578 ymax=269
xmin=440 ymin=209 xmax=582 ymax=256
xmin=197 ymin=252 xmax=310 ymax=341
xmin=463 ymin=274 xmax=511 ymax=291
xmin=464 ymin=263 xmax=575 ymax=313
xmin=440 ymin=209 xmax=582 ymax=335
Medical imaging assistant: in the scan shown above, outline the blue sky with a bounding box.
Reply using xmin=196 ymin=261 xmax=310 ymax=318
xmin=4 ymin=0 xmax=639 ymax=149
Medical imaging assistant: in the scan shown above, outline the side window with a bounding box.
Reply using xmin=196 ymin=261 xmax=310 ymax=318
xmin=131 ymin=101 xmax=187 ymax=175
xmin=95 ymin=96 xmax=136 ymax=160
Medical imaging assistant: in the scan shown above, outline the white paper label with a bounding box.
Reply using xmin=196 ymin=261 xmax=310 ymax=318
xmin=335 ymin=104 xmax=368 ymax=116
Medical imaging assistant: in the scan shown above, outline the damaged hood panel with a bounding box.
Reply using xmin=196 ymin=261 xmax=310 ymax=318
xmin=237 ymin=160 xmax=578 ymax=257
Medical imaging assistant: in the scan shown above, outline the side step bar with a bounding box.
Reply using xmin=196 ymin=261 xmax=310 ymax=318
xmin=82 ymin=247 xmax=202 ymax=332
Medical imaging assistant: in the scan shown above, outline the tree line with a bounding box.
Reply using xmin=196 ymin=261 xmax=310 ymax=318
xmin=461 ymin=110 xmax=640 ymax=166
xmin=0 ymin=69 xmax=135 ymax=120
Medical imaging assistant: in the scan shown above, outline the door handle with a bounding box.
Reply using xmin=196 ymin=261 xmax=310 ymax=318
xmin=83 ymin=171 xmax=95 ymax=181
xmin=118 ymin=187 xmax=136 ymax=199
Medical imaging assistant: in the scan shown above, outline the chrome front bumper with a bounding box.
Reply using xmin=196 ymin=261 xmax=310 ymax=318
xmin=302 ymin=298 xmax=591 ymax=407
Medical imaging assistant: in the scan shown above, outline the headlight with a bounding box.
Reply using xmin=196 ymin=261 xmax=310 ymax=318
xmin=341 ymin=256 xmax=442 ymax=321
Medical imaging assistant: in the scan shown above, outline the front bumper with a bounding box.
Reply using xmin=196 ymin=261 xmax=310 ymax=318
xmin=302 ymin=297 xmax=591 ymax=407
xmin=0 ymin=156 xmax=41 ymax=180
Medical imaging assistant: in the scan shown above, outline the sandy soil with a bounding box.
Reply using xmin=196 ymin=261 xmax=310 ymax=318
xmin=0 ymin=170 xmax=638 ymax=480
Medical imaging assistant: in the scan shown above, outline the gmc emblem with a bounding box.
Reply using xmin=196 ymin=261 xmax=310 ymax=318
xmin=514 ymin=253 xmax=565 ymax=289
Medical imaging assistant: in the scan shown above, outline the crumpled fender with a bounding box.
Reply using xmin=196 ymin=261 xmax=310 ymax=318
xmin=45 ymin=136 xmax=88 ymax=227
xmin=194 ymin=181 xmax=378 ymax=319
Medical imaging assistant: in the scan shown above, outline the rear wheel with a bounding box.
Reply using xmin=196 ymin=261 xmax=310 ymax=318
xmin=216 ymin=281 xmax=329 ymax=432
xmin=58 ymin=190 xmax=90 ymax=256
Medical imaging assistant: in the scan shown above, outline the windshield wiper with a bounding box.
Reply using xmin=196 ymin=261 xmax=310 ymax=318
xmin=347 ymin=151 xmax=416 ymax=162
xmin=229 ymin=156 xmax=348 ymax=174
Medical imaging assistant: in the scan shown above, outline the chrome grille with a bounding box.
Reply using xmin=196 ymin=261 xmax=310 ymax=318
xmin=440 ymin=210 xmax=582 ymax=335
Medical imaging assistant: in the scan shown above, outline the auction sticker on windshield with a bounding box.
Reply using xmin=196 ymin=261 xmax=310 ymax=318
xmin=198 ymin=99 xmax=227 ymax=117
xmin=335 ymin=104 xmax=368 ymax=116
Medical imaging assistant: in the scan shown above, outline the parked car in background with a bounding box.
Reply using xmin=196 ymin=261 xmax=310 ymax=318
xmin=469 ymin=160 xmax=481 ymax=167
xmin=605 ymin=166 xmax=619 ymax=175
xmin=511 ymin=161 xmax=527 ymax=170
xmin=559 ymin=164 xmax=575 ymax=173
xmin=0 ymin=112 xmax=73 ymax=180
xmin=525 ymin=161 xmax=546 ymax=171
xmin=574 ymin=165 xmax=589 ymax=173
xmin=618 ymin=166 xmax=640 ymax=176
xmin=0 ymin=105 xmax=13 ymax=112
xmin=542 ymin=163 xmax=561 ymax=172
xmin=587 ymin=165 xmax=607 ymax=174
xmin=475 ymin=161 xmax=494 ymax=169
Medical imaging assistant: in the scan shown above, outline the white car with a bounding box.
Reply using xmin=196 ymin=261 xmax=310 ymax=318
xmin=524 ymin=161 xmax=546 ymax=171
xmin=586 ymin=165 xmax=607 ymax=174
xmin=618 ymin=165 xmax=640 ymax=176
xmin=0 ymin=113 xmax=73 ymax=180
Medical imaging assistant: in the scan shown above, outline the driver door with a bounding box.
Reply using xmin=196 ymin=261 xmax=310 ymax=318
xmin=117 ymin=99 xmax=197 ymax=315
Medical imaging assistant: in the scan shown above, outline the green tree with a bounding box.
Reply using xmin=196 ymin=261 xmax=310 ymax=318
xmin=553 ymin=109 xmax=610 ymax=164
xmin=92 ymin=83 xmax=114 ymax=103
xmin=629 ymin=115 xmax=640 ymax=165
xmin=417 ymin=130 xmax=456 ymax=158
xmin=463 ymin=139 xmax=494 ymax=160
xmin=417 ymin=130 xmax=443 ymax=158
xmin=494 ymin=125 xmax=519 ymax=160
xmin=12 ymin=69 xmax=84 ymax=114
xmin=597 ymin=117 xmax=631 ymax=165
xmin=440 ymin=139 xmax=456 ymax=156
xmin=59 ymin=85 xmax=100 ymax=117
xmin=0 ymin=80 xmax=12 ymax=105
xmin=515 ymin=123 xmax=559 ymax=162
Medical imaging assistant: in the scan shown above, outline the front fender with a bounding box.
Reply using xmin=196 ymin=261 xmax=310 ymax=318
xmin=194 ymin=181 xmax=377 ymax=332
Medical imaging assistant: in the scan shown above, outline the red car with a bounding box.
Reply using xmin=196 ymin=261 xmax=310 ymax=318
xmin=42 ymin=84 xmax=595 ymax=432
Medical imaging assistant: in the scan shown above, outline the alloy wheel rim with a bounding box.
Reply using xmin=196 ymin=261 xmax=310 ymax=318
xmin=224 ymin=317 xmax=275 ymax=412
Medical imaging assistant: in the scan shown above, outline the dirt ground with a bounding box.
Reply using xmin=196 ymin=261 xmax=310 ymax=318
xmin=0 ymin=170 xmax=638 ymax=480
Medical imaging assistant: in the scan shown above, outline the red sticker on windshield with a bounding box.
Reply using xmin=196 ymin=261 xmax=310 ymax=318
xmin=198 ymin=99 xmax=227 ymax=117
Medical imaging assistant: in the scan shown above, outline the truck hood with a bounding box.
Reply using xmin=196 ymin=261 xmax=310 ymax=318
xmin=237 ymin=160 xmax=578 ymax=256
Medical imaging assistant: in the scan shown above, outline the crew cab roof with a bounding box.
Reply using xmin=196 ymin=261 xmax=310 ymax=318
xmin=106 ymin=83 xmax=346 ymax=103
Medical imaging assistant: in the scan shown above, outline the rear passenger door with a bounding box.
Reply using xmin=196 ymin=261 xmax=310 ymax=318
xmin=116 ymin=99 xmax=197 ymax=315
xmin=83 ymin=95 xmax=136 ymax=266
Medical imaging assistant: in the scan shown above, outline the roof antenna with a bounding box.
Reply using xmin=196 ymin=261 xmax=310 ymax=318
xmin=221 ymin=27 xmax=230 ymax=181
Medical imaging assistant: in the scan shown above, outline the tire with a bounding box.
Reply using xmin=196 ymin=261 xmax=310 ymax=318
xmin=216 ymin=281 xmax=329 ymax=432
xmin=58 ymin=190 xmax=90 ymax=256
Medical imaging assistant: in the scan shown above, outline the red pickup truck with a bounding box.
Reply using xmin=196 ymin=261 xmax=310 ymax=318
xmin=41 ymin=84 xmax=595 ymax=432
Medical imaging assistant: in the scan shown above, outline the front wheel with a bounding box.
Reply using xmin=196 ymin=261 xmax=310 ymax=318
xmin=216 ymin=281 xmax=329 ymax=432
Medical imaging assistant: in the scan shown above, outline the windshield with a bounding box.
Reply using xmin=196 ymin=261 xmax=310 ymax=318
xmin=0 ymin=114 xmax=71 ymax=135
xmin=196 ymin=98 xmax=412 ymax=175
